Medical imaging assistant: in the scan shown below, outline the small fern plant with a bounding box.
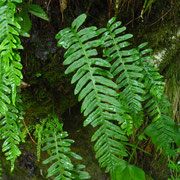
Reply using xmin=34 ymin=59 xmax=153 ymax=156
xmin=36 ymin=114 xmax=90 ymax=179
xmin=56 ymin=14 xmax=178 ymax=179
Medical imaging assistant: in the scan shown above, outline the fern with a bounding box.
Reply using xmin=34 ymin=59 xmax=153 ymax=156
xmin=0 ymin=93 xmax=23 ymax=171
xmin=34 ymin=117 xmax=48 ymax=162
xmin=100 ymin=17 xmax=176 ymax=155
xmin=0 ymin=5 xmax=176 ymax=178
xmin=0 ymin=0 xmax=23 ymax=107
xmin=100 ymin=18 xmax=145 ymax=136
xmin=56 ymin=14 xmax=130 ymax=175
xmin=145 ymin=95 xmax=176 ymax=155
xmin=0 ymin=0 xmax=24 ymax=171
xmin=42 ymin=114 xmax=90 ymax=179
xmin=136 ymin=43 xmax=176 ymax=154
xmin=101 ymin=18 xmax=145 ymax=115
xmin=56 ymin=14 xmax=177 ymax=179
xmin=136 ymin=42 xmax=165 ymax=99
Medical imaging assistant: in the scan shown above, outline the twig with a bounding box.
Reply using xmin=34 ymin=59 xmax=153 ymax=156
xmin=22 ymin=119 xmax=37 ymax=145
xmin=148 ymin=8 xmax=172 ymax=26
xmin=125 ymin=15 xmax=141 ymax=26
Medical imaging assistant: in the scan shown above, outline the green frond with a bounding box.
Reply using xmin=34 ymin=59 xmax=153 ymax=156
xmin=0 ymin=1 xmax=23 ymax=106
xmin=144 ymin=95 xmax=176 ymax=155
xmin=0 ymin=1 xmax=23 ymax=170
xmin=0 ymin=101 xmax=22 ymax=171
xmin=42 ymin=115 xmax=90 ymax=179
xmin=101 ymin=17 xmax=145 ymax=114
xmin=136 ymin=42 xmax=165 ymax=99
xmin=56 ymin=14 xmax=129 ymax=174
xmin=136 ymin=43 xmax=176 ymax=155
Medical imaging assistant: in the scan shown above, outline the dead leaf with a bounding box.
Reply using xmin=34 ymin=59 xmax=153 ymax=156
xmin=59 ymin=0 xmax=67 ymax=23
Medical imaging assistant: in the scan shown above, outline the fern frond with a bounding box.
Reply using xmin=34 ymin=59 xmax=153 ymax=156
xmin=101 ymin=17 xmax=145 ymax=114
xmin=0 ymin=100 xmax=23 ymax=171
xmin=42 ymin=114 xmax=90 ymax=179
xmin=56 ymin=14 xmax=129 ymax=173
xmin=0 ymin=1 xmax=23 ymax=106
xmin=145 ymin=95 xmax=176 ymax=155
xmin=136 ymin=43 xmax=176 ymax=154
xmin=136 ymin=42 xmax=165 ymax=99
xmin=0 ymin=1 xmax=23 ymax=171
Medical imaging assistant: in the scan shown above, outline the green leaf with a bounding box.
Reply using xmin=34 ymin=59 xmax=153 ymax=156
xmin=78 ymin=81 xmax=93 ymax=101
xmin=110 ymin=21 xmax=123 ymax=32
xmin=79 ymin=27 xmax=97 ymax=36
xmin=12 ymin=0 xmax=22 ymax=3
xmin=0 ymin=91 xmax=10 ymax=104
xmin=112 ymin=162 xmax=145 ymax=180
xmin=107 ymin=17 xmax=116 ymax=28
xmin=72 ymin=14 xmax=87 ymax=31
xmin=81 ymin=91 xmax=96 ymax=111
xmin=128 ymin=165 xmax=146 ymax=180
xmin=27 ymin=4 xmax=49 ymax=21
xmin=65 ymin=57 xmax=86 ymax=74
xmin=94 ymin=76 xmax=117 ymax=88
xmin=74 ymin=72 xmax=90 ymax=95
xmin=18 ymin=8 xmax=32 ymax=32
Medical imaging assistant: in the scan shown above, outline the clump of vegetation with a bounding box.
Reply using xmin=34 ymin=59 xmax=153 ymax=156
xmin=0 ymin=0 xmax=179 ymax=179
